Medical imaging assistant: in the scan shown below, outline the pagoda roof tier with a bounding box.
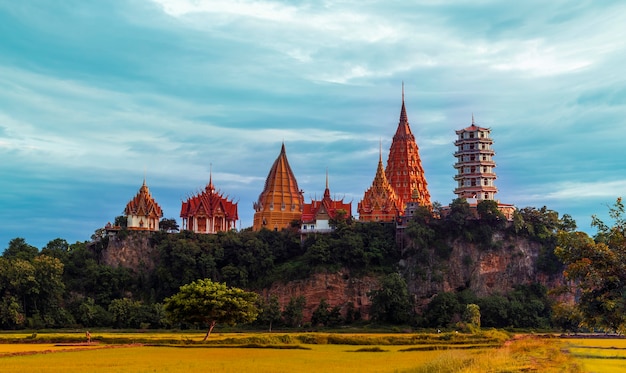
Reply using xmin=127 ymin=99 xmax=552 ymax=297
xmin=124 ymin=180 xmax=163 ymax=219
xmin=180 ymin=176 xmax=238 ymax=221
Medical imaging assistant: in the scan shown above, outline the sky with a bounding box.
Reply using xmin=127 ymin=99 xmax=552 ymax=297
xmin=1 ymin=0 xmax=625 ymax=250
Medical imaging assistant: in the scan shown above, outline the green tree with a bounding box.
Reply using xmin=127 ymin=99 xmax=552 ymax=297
xmin=282 ymin=295 xmax=306 ymax=328
xmin=258 ymin=294 xmax=282 ymax=332
xmin=160 ymin=218 xmax=179 ymax=232
xmin=463 ymin=303 xmax=481 ymax=329
xmin=424 ymin=292 xmax=461 ymax=327
xmin=369 ymin=273 xmax=413 ymax=324
xmin=164 ymin=279 xmax=259 ymax=340
xmin=3 ymin=238 xmax=39 ymax=261
xmin=555 ymin=198 xmax=626 ymax=333
xmin=311 ymin=299 xmax=330 ymax=327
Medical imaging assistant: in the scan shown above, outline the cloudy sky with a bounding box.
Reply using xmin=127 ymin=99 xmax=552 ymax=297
xmin=1 ymin=1 xmax=625 ymax=249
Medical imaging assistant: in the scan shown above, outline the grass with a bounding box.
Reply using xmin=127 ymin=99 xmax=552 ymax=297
xmin=565 ymin=336 xmax=626 ymax=373
xmin=0 ymin=331 xmax=586 ymax=372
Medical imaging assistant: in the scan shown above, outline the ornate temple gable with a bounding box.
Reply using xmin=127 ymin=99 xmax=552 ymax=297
xmin=301 ymin=171 xmax=352 ymax=233
xmin=358 ymin=148 xmax=402 ymax=223
xmin=124 ymin=179 xmax=163 ymax=231
xmin=180 ymin=173 xmax=238 ymax=234
xmin=385 ymin=84 xmax=431 ymax=208
xmin=253 ymin=143 xmax=304 ymax=231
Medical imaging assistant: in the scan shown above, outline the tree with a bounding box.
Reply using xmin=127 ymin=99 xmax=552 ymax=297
xmin=369 ymin=273 xmax=413 ymax=324
xmin=160 ymin=218 xmax=179 ymax=233
xmin=463 ymin=303 xmax=481 ymax=329
xmin=164 ymin=279 xmax=259 ymax=340
xmin=3 ymin=238 xmax=38 ymax=261
xmin=258 ymin=294 xmax=282 ymax=332
xmin=555 ymin=198 xmax=626 ymax=333
xmin=311 ymin=299 xmax=330 ymax=327
xmin=282 ymin=295 xmax=306 ymax=328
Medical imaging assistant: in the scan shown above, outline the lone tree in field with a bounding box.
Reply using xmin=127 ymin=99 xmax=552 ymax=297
xmin=164 ymin=279 xmax=259 ymax=340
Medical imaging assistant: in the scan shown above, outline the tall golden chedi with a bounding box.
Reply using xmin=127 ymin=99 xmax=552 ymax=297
xmin=124 ymin=179 xmax=163 ymax=231
xmin=253 ymin=143 xmax=304 ymax=231
xmin=357 ymin=145 xmax=403 ymax=222
xmin=385 ymin=85 xmax=431 ymax=208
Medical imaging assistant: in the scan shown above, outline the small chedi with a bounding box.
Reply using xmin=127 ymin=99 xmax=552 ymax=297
xmin=180 ymin=173 xmax=238 ymax=233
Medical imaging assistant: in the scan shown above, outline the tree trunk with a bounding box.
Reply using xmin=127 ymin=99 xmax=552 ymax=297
xmin=203 ymin=320 xmax=217 ymax=341
xmin=269 ymin=320 xmax=273 ymax=333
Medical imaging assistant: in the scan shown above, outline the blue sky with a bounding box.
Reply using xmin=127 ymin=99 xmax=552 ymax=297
xmin=1 ymin=1 xmax=625 ymax=249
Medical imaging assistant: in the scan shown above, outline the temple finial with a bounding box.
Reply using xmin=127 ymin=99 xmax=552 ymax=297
xmin=143 ymin=167 xmax=147 ymax=186
xmin=402 ymin=81 xmax=405 ymax=103
xmin=325 ymin=167 xmax=329 ymax=189
xmin=472 ymin=113 xmax=475 ymax=125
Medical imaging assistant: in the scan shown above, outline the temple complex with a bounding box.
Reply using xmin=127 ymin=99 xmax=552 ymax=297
xmin=124 ymin=179 xmax=163 ymax=231
xmin=385 ymin=85 xmax=431 ymax=208
xmin=180 ymin=173 xmax=238 ymax=233
xmin=357 ymin=146 xmax=402 ymax=222
xmin=301 ymin=171 xmax=352 ymax=234
xmin=450 ymin=115 xmax=514 ymax=219
xmin=253 ymin=143 xmax=304 ymax=231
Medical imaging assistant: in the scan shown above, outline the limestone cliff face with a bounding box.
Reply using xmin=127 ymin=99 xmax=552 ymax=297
xmin=262 ymin=269 xmax=380 ymax=321
xmin=402 ymin=232 xmax=565 ymax=305
xmin=101 ymin=232 xmax=158 ymax=273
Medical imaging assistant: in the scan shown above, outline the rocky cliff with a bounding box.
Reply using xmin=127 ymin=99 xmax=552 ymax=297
xmin=101 ymin=229 xmax=565 ymax=321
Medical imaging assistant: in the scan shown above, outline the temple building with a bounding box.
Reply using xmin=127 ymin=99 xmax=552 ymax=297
xmin=358 ymin=146 xmax=403 ymax=222
xmin=385 ymin=85 xmax=431 ymax=208
xmin=301 ymin=171 xmax=352 ymax=234
xmin=124 ymin=179 xmax=163 ymax=231
xmin=450 ymin=115 xmax=514 ymax=219
xmin=253 ymin=143 xmax=304 ymax=231
xmin=180 ymin=173 xmax=238 ymax=233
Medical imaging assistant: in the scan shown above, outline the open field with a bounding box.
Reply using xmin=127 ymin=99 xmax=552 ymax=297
xmin=0 ymin=331 xmax=586 ymax=372
xmin=565 ymin=337 xmax=626 ymax=373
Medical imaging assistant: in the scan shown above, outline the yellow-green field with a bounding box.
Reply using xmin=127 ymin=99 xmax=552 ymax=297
xmin=0 ymin=331 xmax=594 ymax=372
xmin=565 ymin=337 xmax=626 ymax=373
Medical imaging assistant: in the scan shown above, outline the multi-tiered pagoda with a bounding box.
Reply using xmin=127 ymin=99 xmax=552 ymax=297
xmin=124 ymin=179 xmax=163 ymax=231
xmin=180 ymin=173 xmax=238 ymax=233
xmin=451 ymin=115 xmax=514 ymax=219
xmin=385 ymin=85 xmax=431 ymax=208
xmin=253 ymin=143 xmax=304 ymax=231
xmin=453 ymin=115 xmax=497 ymax=201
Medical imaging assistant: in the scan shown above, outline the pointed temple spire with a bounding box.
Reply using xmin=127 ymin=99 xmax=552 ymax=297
xmin=385 ymin=83 xmax=431 ymax=208
xmin=253 ymin=143 xmax=304 ymax=231
xmin=472 ymin=113 xmax=475 ymax=126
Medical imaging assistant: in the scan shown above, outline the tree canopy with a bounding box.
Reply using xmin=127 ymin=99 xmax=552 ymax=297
xmin=556 ymin=198 xmax=626 ymax=333
xmin=164 ymin=279 xmax=259 ymax=340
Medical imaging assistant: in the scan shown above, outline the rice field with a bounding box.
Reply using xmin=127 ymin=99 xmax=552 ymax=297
xmin=0 ymin=331 xmax=587 ymax=372
xmin=565 ymin=337 xmax=626 ymax=373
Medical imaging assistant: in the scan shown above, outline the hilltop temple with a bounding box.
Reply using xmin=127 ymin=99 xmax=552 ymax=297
xmin=301 ymin=171 xmax=352 ymax=234
xmin=450 ymin=116 xmax=514 ymax=219
xmin=358 ymin=85 xmax=431 ymax=222
xmin=357 ymin=145 xmax=403 ymax=222
xmin=253 ymin=143 xmax=304 ymax=231
xmin=180 ymin=173 xmax=238 ymax=233
xmin=385 ymin=85 xmax=431 ymax=208
xmin=124 ymin=179 xmax=163 ymax=231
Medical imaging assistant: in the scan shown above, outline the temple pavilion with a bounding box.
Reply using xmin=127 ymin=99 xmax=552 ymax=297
xmin=180 ymin=173 xmax=238 ymax=233
xmin=124 ymin=179 xmax=163 ymax=231
xmin=357 ymin=145 xmax=403 ymax=222
xmin=301 ymin=171 xmax=352 ymax=234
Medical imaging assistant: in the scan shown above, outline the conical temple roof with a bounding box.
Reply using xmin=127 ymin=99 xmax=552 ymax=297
xmin=253 ymin=143 xmax=304 ymax=230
